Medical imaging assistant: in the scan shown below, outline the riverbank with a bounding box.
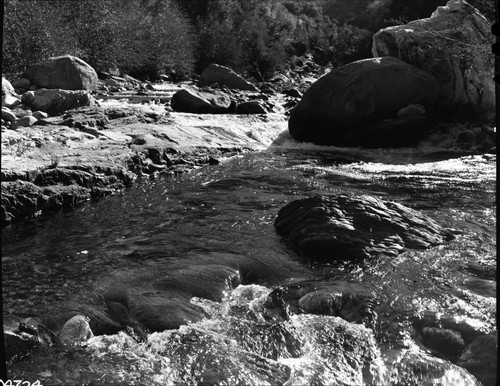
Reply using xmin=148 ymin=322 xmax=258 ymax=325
xmin=1 ymin=83 xmax=293 ymax=225
xmin=2 ymin=78 xmax=495 ymax=226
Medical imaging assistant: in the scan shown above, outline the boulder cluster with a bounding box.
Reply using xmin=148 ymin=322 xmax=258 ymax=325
xmin=2 ymin=55 xmax=98 ymax=130
xmin=288 ymin=0 xmax=495 ymax=148
xmin=170 ymin=63 xmax=307 ymax=115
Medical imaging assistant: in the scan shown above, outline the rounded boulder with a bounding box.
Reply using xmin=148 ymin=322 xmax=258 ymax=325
xmin=23 ymin=55 xmax=98 ymax=91
xmin=288 ymin=57 xmax=440 ymax=146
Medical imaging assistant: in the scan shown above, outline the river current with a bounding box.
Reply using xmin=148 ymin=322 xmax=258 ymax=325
xmin=2 ymin=130 xmax=497 ymax=385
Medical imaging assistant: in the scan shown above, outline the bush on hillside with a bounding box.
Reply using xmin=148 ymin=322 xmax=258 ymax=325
xmin=2 ymin=0 xmax=195 ymax=80
xmin=3 ymin=0 xmax=77 ymax=77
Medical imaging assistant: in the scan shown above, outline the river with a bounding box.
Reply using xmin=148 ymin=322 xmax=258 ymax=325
xmin=2 ymin=129 xmax=497 ymax=385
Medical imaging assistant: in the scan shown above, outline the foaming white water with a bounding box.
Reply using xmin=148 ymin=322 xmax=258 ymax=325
xmin=84 ymin=284 xmax=483 ymax=385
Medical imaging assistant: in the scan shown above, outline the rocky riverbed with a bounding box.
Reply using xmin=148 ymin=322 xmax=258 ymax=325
xmin=1 ymin=79 xmax=305 ymax=225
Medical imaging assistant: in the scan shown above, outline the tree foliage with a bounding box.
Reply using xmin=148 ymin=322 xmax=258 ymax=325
xmin=3 ymin=0 xmax=195 ymax=79
xmin=3 ymin=0 xmax=491 ymax=81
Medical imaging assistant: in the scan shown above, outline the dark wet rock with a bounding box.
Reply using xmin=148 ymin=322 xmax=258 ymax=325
xmin=22 ymin=89 xmax=97 ymax=116
xmin=457 ymin=130 xmax=476 ymax=149
xmin=23 ymin=55 xmax=98 ymax=91
xmin=414 ymin=312 xmax=491 ymax=346
xmin=171 ymin=88 xmax=234 ymax=114
xmin=57 ymin=315 xmax=94 ymax=347
xmin=4 ymin=330 xmax=39 ymax=362
xmin=420 ymin=327 xmax=466 ymax=361
xmin=1 ymin=180 xmax=42 ymax=223
xmin=11 ymin=78 xmax=31 ymax=92
xmin=3 ymin=316 xmax=55 ymax=361
xmin=372 ymin=0 xmax=494 ymax=123
xmin=41 ymin=185 xmax=92 ymax=211
xmin=199 ymin=63 xmax=258 ymax=91
xmin=236 ymin=100 xmax=268 ymax=114
xmin=282 ymin=88 xmax=302 ymax=98
xmin=343 ymin=116 xmax=434 ymax=148
xmin=1 ymin=168 xmax=132 ymax=223
xmin=129 ymin=295 xmax=207 ymax=332
xmin=1 ymin=170 xmax=29 ymax=182
xmin=397 ymin=104 xmax=426 ymax=118
xmin=288 ymin=57 xmax=440 ymax=146
xmin=458 ymin=334 xmax=498 ymax=386
xmin=266 ymin=279 xmax=378 ymax=328
xmin=275 ymin=195 xmax=454 ymax=260
xmin=153 ymin=264 xmax=241 ymax=302
xmin=34 ymin=168 xmax=96 ymax=187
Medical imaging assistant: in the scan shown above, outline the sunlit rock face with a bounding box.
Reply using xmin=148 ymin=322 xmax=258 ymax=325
xmin=23 ymin=55 xmax=98 ymax=91
xmin=372 ymin=0 xmax=494 ymax=123
xmin=274 ymin=195 xmax=454 ymax=260
xmin=288 ymin=57 xmax=440 ymax=147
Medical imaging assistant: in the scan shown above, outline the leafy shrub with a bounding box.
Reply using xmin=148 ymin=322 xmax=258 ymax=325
xmin=3 ymin=0 xmax=195 ymax=80
xmin=3 ymin=0 xmax=77 ymax=77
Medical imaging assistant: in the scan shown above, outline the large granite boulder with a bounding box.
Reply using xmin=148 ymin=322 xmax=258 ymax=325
xmin=171 ymin=88 xmax=234 ymax=114
xmin=274 ymin=195 xmax=453 ymax=260
xmin=372 ymin=0 xmax=494 ymax=123
xmin=21 ymin=89 xmax=97 ymax=116
xmin=23 ymin=55 xmax=98 ymax=91
xmin=288 ymin=57 xmax=440 ymax=146
xmin=199 ymin=64 xmax=258 ymax=91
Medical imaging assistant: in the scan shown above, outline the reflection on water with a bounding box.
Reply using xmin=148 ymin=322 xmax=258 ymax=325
xmin=2 ymin=149 xmax=496 ymax=385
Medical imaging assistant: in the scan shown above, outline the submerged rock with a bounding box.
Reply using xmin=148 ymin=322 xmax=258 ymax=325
xmin=274 ymin=195 xmax=453 ymax=260
xmin=266 ymin=279 xmax=378 ymax=328
xmin=23 ymin=55 xmax=98 ymax=91
xmin=458 ymin=334 xmax=498 ymax=386
xmin=199 ymin=63 xmax=258 ymax=91
xmin=372 ymin=0 xmax=494 ymax=122
xmin=288 ymin=57 xmax=440 ymax=146
xmin=420 ymin=327 xmax=466 ymax=361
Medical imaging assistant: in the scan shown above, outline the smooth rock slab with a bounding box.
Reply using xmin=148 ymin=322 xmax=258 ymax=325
xmin=274 ymin=195 xmax=453 ymax=260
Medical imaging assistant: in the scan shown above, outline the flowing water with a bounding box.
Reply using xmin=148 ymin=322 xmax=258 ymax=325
xmin=2 ymin=129 xmax=496 ymax=385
